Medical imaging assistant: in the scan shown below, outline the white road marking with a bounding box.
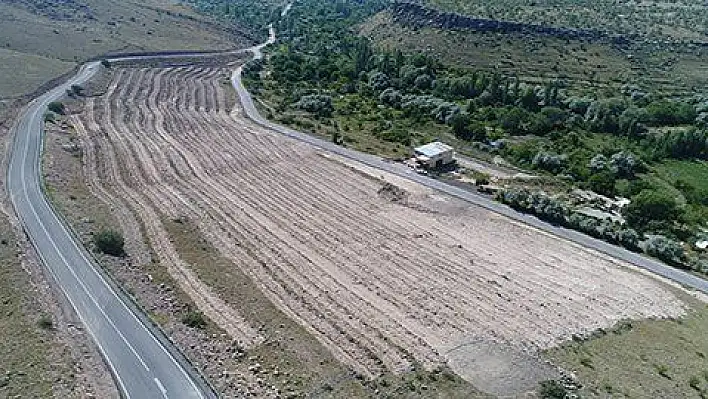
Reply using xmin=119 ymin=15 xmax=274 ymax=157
xmin=12 ymin=59 xmax=209 ymax=398
xmin=154 ymin=378 xmax=169 ymax=397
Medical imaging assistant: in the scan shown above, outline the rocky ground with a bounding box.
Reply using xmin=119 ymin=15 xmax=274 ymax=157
xmin=53 ymin=64 xmax=693 ymax=396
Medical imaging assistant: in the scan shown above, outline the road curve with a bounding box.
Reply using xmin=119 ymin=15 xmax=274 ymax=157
xmin=6 ymin=12 xmax=706 ymax=399
xmin=231 ymin=37 xmax=708 ymax=296
xmin=5 ymin=51 xmax=247 ymax=398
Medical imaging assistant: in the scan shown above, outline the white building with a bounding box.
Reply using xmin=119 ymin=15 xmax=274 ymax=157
xmin=413 ymin=142 xmax=454 ymax=169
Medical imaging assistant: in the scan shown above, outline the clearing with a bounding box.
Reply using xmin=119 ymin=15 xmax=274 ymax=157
xmin=60 ymin=64 xmax=700 ymax=396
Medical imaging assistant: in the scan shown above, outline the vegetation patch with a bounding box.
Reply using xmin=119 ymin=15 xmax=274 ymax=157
xmin=546 ymin=302 xmax=708 ymax=398
xmin=93 ymin=229 xmax=126 ymax=257
xmin=0 ymin=213 xmax=71 ymax=397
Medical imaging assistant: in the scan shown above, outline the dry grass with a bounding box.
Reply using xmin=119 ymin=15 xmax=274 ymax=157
xmin=0 ymin=212 xmax=61 ymax=397
xmin=0 ymin=48 xmax=75 ymax=98
xmin=359 ymin=11 xmax=708 ymax=95
xmin=0 ymin=0 xmax=251 ymax=99
xmin=68 ymin=65 xmax=696 ymax=396
xmin=163 ymin=216 xmax=482 ymax=397
xmin=546 ymin=300 xmax=708 ymax=398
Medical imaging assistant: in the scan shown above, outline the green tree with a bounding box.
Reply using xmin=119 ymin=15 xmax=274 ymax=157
xmin=94 ymin=229 xmax=125 ymax=257
xmin=589 ymin=172 xmax=616 ymax=196
xmin=47 ymin=101 xmax=65 ymax=115
xmin=449 ymin=112 xmax=471 ymax=138
xmin=624 ymin=189 xmax=682 ymax=229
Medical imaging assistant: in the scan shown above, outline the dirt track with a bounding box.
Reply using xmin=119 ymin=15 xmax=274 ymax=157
xmin=74 ymin=65 xmax=688 ymax=380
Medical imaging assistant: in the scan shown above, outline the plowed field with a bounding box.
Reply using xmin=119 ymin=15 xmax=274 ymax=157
xmin=74 ymin=65 xmax=687 ymax=380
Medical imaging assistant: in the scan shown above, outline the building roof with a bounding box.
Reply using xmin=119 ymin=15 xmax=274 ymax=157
xmin=414 ymin=141 xmax=453 ymax=158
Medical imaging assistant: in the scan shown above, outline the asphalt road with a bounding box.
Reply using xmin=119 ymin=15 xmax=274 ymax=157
xmin=232 ymin=39 xmax=708 ymax=296
xmin=6 ymin=13 xmax=706 ymax=399
xmin=6 ymin=56 xmax=235 ymax=398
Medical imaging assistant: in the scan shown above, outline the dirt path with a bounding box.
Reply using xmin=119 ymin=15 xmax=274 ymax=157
xmin=74 ymin=65 xmax=689 ymax=393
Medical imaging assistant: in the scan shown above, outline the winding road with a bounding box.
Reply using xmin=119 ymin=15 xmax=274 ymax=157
xmin=5 ymin=6 xmax=707 ymax=399
xmin=232 ymin=36 xmax=708 ymax=296
xmin=5 ymin=54 xmax=257 ymax=399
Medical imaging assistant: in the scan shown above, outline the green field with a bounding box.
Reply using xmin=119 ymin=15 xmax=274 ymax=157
xmin=547 ymin=300 xmax=708 ymax=398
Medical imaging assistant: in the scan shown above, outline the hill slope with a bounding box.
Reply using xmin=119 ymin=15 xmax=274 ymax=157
xmin=0 ymin=0 xmax=253 ymax=99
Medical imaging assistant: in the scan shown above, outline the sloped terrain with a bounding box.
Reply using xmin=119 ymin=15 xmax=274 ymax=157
xmin=0 ymin=0 xmax=252 ymax=99
xmin=68 ymin=65 xmax=692 ymax=395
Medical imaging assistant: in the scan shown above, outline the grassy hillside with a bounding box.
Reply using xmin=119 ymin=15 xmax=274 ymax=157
xmin=426 ymin=0 xmax=708 ymax=43
xmin=546 ymin=300 xmax=708 ymax=398
xmin=360 ymin=4 xmax=708 ymax=95
xmin=0 ymin=0 xmax=253 ymax=99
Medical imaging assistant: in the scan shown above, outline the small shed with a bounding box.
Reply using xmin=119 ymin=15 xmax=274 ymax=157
xmin=413 ymin=142 xmax=454 ymax=168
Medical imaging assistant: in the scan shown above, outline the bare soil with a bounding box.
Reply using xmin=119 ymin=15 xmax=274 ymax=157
xmin=60 ymin=65 xmax=693 ymax=396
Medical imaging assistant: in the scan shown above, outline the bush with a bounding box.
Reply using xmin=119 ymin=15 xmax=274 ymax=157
xmin=538 ymin=380 xmax=568 ymax=399
xmin=609 ymin=151 xmax=640 ymax=178
xmin=623 ymin=189 xmax=682 ymax=229
xmin=70 ymin=84 xmax=84 ymax=96
xmin=645 ymin=100 xmax=696 ymax=126
xmin=645 ymin=235 xmax=686 ymax=266
xmin=368 ymin=71 xmax=389 ymax=90
xmin=532 ymin=151 xmax=566 ymax=174
xmin=498 ymin=188 xmax=569 ymax=225
xmin=94 ymin=229 xmax=125 ymax=257
xmin=37 ymin=314 xmax=53 ymax=330
xmin=588 ymin=172 xmax=616 ymax=196
xmin=47 ymin=101 xmax=65 ymax=115
xmin=181 ymin=310 xmax=206 ymax=329
xmin=379 ymin=88 xmax=402 ymax=107
xmin=294 ymin=94 xmax=333 ymax=116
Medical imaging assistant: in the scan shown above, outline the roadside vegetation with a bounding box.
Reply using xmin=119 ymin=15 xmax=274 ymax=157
xmin=238 ymin=0 xmax=708 ymax=275
xmin=0 ymin=212 xmax=77 ymax=396
xmin=94 ymin=229 xmax=125 ymax=257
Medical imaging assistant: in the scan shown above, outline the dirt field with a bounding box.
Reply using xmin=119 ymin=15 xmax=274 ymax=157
xmin=70 ymin=65 xmax=693 ymax=395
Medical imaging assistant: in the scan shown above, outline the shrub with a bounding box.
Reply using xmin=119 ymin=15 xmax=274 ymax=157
xmin=368 ymin=71 xmax=389 ymax=91
xmin=94 ymin=229 xmax=125 ymax=257
xmin=645 ymin=235 xmax=686 ymax=266
xmin=538 ymin=380 xmax=567 ymax=399
xmin=379 ymin=88 xmax=402 ymax=107
xmin=294 ymin=94 xmax=333 ymax=116
xmin=414 ymin=74 xmax=432 ymax=90
xmin=609 ymin=151 xmax=640 ymax=178
xmin=47 ymin=101 xmax=65 ymax=115
xmin=181 ymin=310 xmax=206 ymax=329
xmin=70 ymin=84 xmax=84 ymax=96
xmin=532 ymin=151 xmax=566 ymax=174
xmin=623 ymin=189 xmax=682 ymax=229
xmin=37 ymin=314 xmax=53 ymax=330
xmin=645 ymin=100 xmax=696 ymax=126
xmin=588 ymin=172 xmax=616 ymax=196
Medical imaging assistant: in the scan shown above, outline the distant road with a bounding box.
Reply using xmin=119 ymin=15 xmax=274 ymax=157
xmin=6 ymin=14 xmax=706 ymax=399
xmin=5 ymin=50 xmax=246 ymax=398
xmin=231 ymin=39 xmax=708 ymax=296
